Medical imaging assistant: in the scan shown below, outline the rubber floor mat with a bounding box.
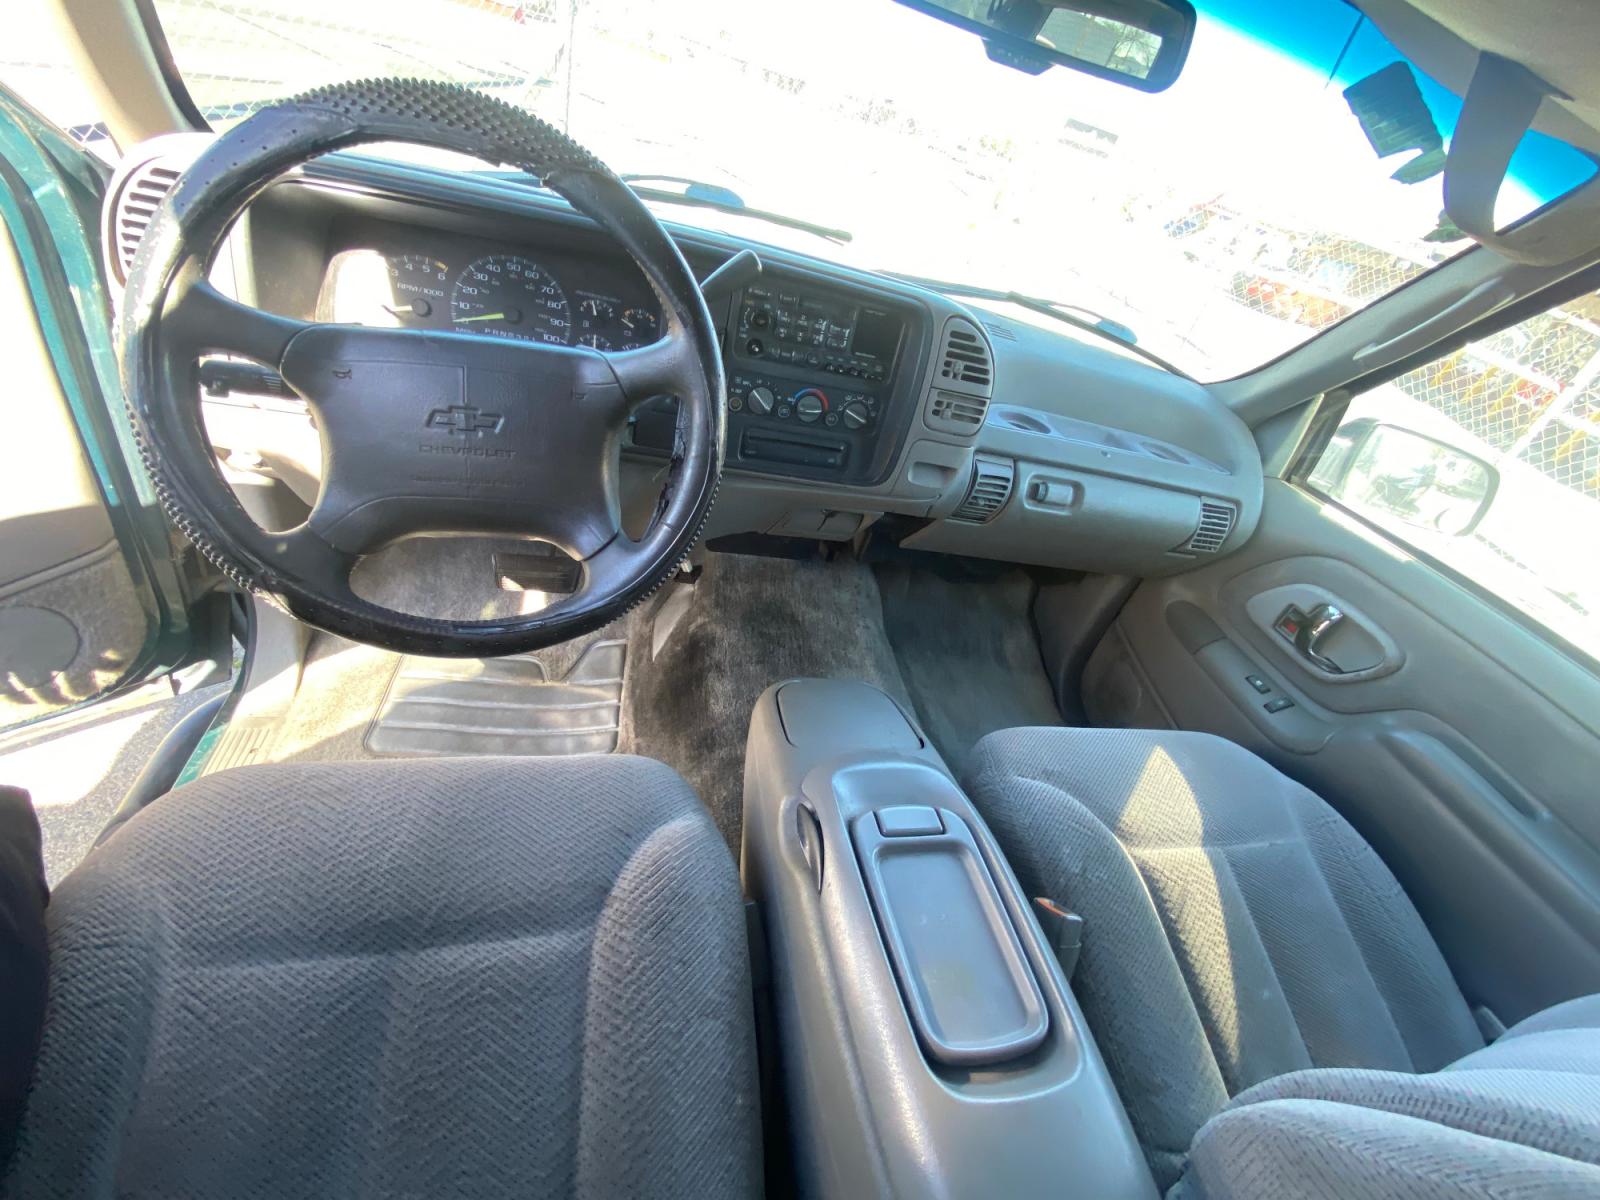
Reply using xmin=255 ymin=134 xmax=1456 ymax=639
xmin=365 ymin=638 xmax=626 ymax=756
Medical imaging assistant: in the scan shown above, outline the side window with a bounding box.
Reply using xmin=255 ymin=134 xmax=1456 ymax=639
xmin=1306 ymin=289 xmax=1600 ymax=662
xmin=1 ymin=13 xmax=116 ymax=162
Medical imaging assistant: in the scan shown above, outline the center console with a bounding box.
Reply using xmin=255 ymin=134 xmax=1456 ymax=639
xmin=742 ymin=679 xmax=1157 ymax=1199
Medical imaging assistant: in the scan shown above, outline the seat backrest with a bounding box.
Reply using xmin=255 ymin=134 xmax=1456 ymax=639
xmin=1 ymin=757 xmax=760 ymax=1198
xmin=0 ymin=786 xmax=47 ymax=1172
xmin=965 ymin=726 xmax=1485 ymax=1187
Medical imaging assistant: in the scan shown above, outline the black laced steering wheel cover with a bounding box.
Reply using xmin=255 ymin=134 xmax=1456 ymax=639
xmin=121 ymin=79 xmax=723 ymax=657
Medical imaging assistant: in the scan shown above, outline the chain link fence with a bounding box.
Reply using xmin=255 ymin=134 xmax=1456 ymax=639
xmin=1164 ymin=198 xmax=1600 ymax=501
xmin=1389 ymin=293 xmax=1600 ymax=501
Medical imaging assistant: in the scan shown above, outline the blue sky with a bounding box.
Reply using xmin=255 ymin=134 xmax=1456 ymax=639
xmin=1200 ymin=0 xmax=1595 ymax=205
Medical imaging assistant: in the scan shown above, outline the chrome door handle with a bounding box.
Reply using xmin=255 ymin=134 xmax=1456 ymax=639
xmin=1294 ymin=603 xmax=1345 ymax=674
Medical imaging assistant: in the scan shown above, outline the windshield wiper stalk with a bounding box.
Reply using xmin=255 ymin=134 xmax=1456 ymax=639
xmin=882 ymin=272 xmax=1189 ymax=378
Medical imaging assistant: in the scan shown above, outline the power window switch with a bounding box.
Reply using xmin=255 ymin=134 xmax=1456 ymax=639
xmin=1263 ymin=696 xmax=1296 ymax=714
xmin=1245 ymin=674 xmax=1272 ymax=694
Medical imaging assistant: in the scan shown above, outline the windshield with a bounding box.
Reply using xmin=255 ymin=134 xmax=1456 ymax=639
xmin=10 ymin=0 xmax=1599 ymax=378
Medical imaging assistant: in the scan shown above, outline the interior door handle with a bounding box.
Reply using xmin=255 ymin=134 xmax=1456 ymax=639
xmin=1276 ymin=602 xmax=1347 ymax=674
xmin=1249 ymin=585 xmax=1402 ymax=683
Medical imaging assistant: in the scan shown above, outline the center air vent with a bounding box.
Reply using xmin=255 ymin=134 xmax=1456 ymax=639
xmin=925 ymin=316 xmax=995 ymax=435
xmin=1184 ymin=500 xmax=1237 ymax=554
xmin=110 ymin=160 xmax=183 ymax=283
xmin=952 ymin=454 xmax=1015 ymax=524
xmin=936 ymin=317 xmax=994 ymax=395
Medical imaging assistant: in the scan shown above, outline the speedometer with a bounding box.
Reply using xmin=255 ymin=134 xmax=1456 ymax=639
xmin=451 ymin=254 xmax=572 ymax=344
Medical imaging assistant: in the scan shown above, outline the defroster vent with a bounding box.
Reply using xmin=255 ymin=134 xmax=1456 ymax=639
xmin=952 ymin=454 xmax=1015 ymax=524
xmin=1185 ymin=500 xmax=1237 ymax=554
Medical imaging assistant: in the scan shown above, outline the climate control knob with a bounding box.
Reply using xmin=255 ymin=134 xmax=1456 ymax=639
xmin=794 ymin=389 xmax=827 ymax=424
xmin=746 ymin=386 xmax=776 ymax=416
xmin=841 ymin=401 xmax=870 ymax=430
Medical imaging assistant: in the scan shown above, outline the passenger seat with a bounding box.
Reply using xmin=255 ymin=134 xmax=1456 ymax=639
xmin=964 ymin=727 xmax=1600 ymax=1197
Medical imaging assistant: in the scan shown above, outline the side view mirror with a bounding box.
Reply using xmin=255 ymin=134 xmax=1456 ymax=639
xmin=1312 ymin=419 xmax=1499 ymax=538
xmin=896 ymin=0 xmax=1196 ymax=90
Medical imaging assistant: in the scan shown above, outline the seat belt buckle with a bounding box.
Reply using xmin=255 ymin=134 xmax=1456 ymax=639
xmin=1033 ymin=897 xmax=1084 ymax=982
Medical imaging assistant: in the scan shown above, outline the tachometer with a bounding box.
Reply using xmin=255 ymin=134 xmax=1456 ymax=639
xmin=385 ymin=254 xmax=449 ymax=320
xmin=451 ymin=254 xmax=571 ymax=344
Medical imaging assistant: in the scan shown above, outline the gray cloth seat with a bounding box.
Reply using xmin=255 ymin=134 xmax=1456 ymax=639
xmin=2 ymin=756 xmax=761 ymax=1199
xmin=964 ymin=726 xmax=1600 ymax=1196
xmin=1178 ymin=996 xmax=1600 ymax=1198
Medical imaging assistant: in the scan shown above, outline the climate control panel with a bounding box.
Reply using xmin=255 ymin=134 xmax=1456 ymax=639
xmin=728 ymin=371 xmax=882 ymax=432
xmin=723 ymin=369 xmax=893 ymax=480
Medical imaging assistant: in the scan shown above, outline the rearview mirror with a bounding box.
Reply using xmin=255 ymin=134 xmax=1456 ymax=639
xmin=1314 ymin=419 xmax=1499 ymax=538
xmin=896 ymin=0 xmax=1195 ymax=90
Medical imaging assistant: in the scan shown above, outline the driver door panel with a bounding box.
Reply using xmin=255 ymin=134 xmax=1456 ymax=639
xmin=0 ymin=218 xmax=152 ymax=725
xmin=1098 ymin=479 xmax=1600 ymax=1026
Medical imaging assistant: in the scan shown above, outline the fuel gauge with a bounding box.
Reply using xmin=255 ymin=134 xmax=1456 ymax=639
xmin=620 ymin=306 xmax=660 ymax=346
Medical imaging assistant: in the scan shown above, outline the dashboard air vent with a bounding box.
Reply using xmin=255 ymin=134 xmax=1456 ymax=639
xmin=982 ymin=320 xmax=1018 ymax=342
xmin=1185 ymin=500 xmax=1237 ymax=554
xmin=928 ymin=390 xmax=989 ymax=428
xmin=937 ymin=317 xmax=994 ymax=395
xmin=111 ymin=160 xmax=183 ymax=283
xmin=952 ymin=455 xmax=1015 ymax=524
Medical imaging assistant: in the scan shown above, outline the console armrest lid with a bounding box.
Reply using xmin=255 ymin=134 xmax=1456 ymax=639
xmin=855 ymin=808 xmax=1049 ymax=1067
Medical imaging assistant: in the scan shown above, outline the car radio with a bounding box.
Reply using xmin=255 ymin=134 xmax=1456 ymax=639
xmin=733 ymin=284 xmax=900 ymax=383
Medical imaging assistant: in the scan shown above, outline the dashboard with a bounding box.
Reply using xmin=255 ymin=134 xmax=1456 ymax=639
xmin=166 ymin=148 xmax=1264 ymax=579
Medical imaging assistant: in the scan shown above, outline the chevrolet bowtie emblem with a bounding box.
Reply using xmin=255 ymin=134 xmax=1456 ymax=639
xmin=426 ymin=404 xmax=505 ymax=437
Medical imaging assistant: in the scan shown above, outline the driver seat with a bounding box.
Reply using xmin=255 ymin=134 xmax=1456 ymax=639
xmin=2 ymin=757 xmax=761 ymax=1198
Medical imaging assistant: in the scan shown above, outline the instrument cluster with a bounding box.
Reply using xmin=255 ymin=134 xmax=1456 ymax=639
xmin=318 ymin=228 xmax=661 ymax=351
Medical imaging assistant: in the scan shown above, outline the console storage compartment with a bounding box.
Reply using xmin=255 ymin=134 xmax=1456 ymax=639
xmin=855 ymin=808 xmax=1048 ymax=1066
xmin=742 ymin=678 xmax=1155 ymax=1199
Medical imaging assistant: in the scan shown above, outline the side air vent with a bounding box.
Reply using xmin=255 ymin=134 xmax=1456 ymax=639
xmin=110 ymin=160 xmax=183 ymax=283
xmin=1185 ymin=500 xmax=1237 ymax=554
xmin=952 ymin=454 xmax=1015 ymax=524
xmin=937 ymin=317 xmax=994 ymax=395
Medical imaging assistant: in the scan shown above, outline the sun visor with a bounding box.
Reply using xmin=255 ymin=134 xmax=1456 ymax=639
xmin=1444 ymin=52 xmax=1600 ymax=266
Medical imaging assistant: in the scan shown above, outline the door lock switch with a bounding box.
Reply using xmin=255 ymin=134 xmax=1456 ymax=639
xmin=1274 ymin=605 xmax=1308 ymax=642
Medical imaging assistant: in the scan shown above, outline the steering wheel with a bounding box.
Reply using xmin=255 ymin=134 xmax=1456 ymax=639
xmin=121 ymin=80 xmax=723 ymax=657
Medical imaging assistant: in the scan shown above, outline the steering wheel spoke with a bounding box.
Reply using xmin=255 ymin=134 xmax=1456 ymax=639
xmin=602 ymin=333 xmax=693 ymax=413
xmin=268 ymin=524 xmax=358 ymax=583
xmin=164 ymin=276 xmax=310 ymax=368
